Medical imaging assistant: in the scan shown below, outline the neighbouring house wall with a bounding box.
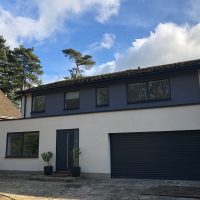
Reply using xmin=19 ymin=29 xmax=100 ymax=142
xmin=0 ymin=90 xmax=21 ymax=119
xmin=0 ymin=104 xmax=200 ymax=174
xmin=25 ymin=70 xmax=200 ymax=118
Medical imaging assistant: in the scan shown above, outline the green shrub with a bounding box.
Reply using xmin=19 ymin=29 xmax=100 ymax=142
xmin=41 ymin=151 xmax=53 ymax=166
xmin=73 ymin=148 xmax=81 ymax=167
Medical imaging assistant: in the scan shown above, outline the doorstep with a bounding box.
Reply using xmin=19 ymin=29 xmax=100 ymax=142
xmin=53 ymin=171 xmax=72 ymax=177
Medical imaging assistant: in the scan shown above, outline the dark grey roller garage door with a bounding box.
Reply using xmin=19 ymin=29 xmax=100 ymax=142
xmin=110 ymin=130 xmax=200 ymax=180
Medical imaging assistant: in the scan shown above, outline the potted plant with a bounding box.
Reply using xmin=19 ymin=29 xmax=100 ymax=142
xmin=72 ymin=148 xmax=81 ymax=177
xmin=41 ymin=151 xmax=53 ymax=175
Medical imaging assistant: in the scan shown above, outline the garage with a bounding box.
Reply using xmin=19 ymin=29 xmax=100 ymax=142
xmin=110 ymin=130 xmax=200 ymax=180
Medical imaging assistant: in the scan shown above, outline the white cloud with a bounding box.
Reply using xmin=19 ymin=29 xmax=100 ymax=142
xmin=42 ymin=74 xmax=64 ymax=84
xmin=94 ymin=0 xmax=120 ymax=23
xmin=89 ymin=33 xmax=116 ymax=52
xmin=86 ymin=60 xmax=116 ymax=76
xmin=0 ymin=0 xmax=121 ymax=48
xmin=88 ymin=22 xmax=200 ymax=75
xmin=101 ymin=33 xmax=116 ymax=49
xmin=0 ymin=7 xmax=37 ymax=47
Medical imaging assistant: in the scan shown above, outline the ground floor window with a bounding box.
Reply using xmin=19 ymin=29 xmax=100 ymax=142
xmin=6 ymin=131 xmax=39 ymax=158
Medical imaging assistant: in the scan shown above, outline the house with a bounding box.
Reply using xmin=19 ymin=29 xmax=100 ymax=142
xmin=0 ymin=59 xmax=200 ymax=180
xmin=0 ymin=90 xmax=21 ymax=120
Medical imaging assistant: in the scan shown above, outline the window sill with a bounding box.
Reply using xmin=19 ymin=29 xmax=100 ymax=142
xmin=63 ymin=107 xmax=80 ymax=111
xmin=127 ymin=98 xmax=171 ymax=105
xmin=5 ymin=156 xmax=39 ymax=159
xmin=96 ymin=104 xmax=109 ymax=107
xmin=31 ymin=111 xmax=45 ymax=114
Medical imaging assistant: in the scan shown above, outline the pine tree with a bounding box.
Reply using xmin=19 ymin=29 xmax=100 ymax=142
xmin=0 ymin=36 xmax=14 ymax=100
xmin=13 ymin=45 xmax=43 ymax=91
xmin=0 ymin=36 xmax=44 ymax=105
xmin=62 ymin=48 xmax=95 ymax=79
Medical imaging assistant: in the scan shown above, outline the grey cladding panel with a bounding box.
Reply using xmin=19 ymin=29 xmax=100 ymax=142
xmin=31 ymin=70 xmax=200 ymax=118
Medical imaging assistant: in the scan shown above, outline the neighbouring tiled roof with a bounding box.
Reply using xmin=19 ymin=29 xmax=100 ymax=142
xmin=18 ymin=59 xmax=200 ymax=94
xmin=0 ymin=90 xmax=21 ymax=119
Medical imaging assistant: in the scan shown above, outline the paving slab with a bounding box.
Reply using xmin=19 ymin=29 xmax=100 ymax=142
xmin=142 ymin=185 xmax=200 ymax=199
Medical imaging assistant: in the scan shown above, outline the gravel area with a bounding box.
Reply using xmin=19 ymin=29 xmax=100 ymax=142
xmin=0 ymin=177 xmax=200 ymax=200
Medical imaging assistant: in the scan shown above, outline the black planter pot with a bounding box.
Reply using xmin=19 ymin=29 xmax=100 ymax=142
xmin=72 ymin=167 xmax=81 ymax=177
xmin=44 ymin=166 xmax=53 ymax=175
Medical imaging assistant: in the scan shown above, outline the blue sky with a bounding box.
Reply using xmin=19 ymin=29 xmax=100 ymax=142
xmin=0 ymin=0 xmax=200 ymax=83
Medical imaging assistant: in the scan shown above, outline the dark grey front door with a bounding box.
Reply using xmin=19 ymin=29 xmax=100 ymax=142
xmin=56 ymin=129 xmax=76 ymax=171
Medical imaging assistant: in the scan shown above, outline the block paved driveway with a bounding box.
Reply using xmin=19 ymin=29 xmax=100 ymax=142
xmin=0 ymin=178 xmax=200 ymax=200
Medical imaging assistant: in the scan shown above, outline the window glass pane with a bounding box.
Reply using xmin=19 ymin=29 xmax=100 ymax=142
xmin=23 ymin=132 xmax=39 ymax=157
xmin=7 ymin=132 xmax=39 ymax=157
xmin=65 ymin=91 xmax=80 ymax=109
xmin=7 ymin=134 xmax=22 ymax=157
xmin=148 ymin=79 xmax=170 ymax=100
xmin=128 ymin=82 xmax=147 ymax=103
xmin=96 ymin=87 xmax=109 ymax=106
xmin=32 ymin=96 xmax=45 ymax=112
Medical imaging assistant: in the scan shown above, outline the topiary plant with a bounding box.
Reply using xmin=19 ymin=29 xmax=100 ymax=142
xmin=41 ymin=151 xmax=53 ymax=166
xmin=73 ymin=148 xmax=81 ymax=167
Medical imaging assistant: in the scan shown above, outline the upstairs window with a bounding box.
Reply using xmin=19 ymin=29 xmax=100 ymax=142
xmin=128 ymin=82 xmax=147 ymax=103
xmin=32 ymin=95 xmax=45 ymax=113
xmin=96 ymin=87 xmax=109 ymax=106
xmin=6 ymin=132 xmax=39 ymax=158
xmin=148 ymin=79 xmax=170 ymax=100
xmin=127 ymin=79 xmax=170 ymax=103
xmin=65 ymin=91 xmax=80 ymax=109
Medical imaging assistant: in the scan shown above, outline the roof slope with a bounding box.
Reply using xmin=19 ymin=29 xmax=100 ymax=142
xmin=19 ymin=59 xmax=200 ymax=94
xmin=0 ymin=91 xmax=21 ymax=119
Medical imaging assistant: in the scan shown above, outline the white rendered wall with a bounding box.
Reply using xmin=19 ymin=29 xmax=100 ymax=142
xmin=21 ymin=96 xmax=25 ymax=118
xmin=25 ymin=94 xmax=32 ymax=118
xmin=21 ymin=94 xmax=32 ymax=118
xmin=0 ymin=105 xmax=200 ymax=174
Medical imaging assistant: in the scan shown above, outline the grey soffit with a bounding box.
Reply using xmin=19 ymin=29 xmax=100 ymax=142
xmin=17 ymin=59 xmax=200 ymax=94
